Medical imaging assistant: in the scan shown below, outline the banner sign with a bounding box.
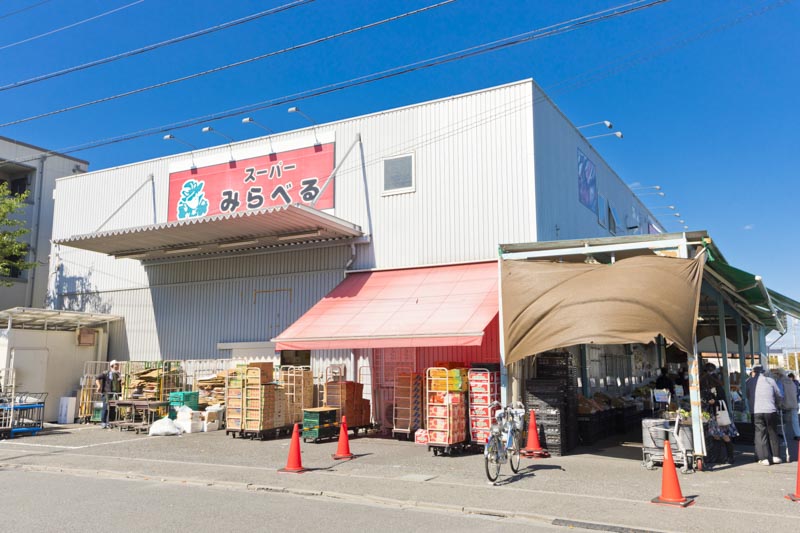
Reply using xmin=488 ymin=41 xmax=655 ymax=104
xmin=168 ymin=143 xmax=334 ymax=221
xmin=577 ymin=148 xmax=598 ymax=214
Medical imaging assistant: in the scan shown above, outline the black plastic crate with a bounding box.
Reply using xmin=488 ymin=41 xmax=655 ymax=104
xmin=536 ymin=355 xmax=570 ymax=367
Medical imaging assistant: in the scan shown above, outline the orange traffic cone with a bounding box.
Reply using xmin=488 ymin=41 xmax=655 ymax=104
xmin=786 ymin=441 xmax=800 ymax=501
xmin=651 ymin=439 xmax=694 ymax=507
xmin=332 ymin=415 xmax=355 ymax=460
xmin=278 ymin=423 xmax=307 ymax=474
xmin=521 ymin=409 xmax=550 ymax=459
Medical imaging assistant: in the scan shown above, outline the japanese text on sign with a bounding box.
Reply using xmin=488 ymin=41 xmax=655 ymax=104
xmin=168 ymin=143 xmax=334 ymax=221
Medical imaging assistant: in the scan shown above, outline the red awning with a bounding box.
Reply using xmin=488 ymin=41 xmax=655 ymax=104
xmin=273 ymin=262 xmax=498 ymax=350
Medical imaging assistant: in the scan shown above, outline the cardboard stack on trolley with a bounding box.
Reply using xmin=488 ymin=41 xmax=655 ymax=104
xmin=424 ymin=366 xmax=469 ymax=455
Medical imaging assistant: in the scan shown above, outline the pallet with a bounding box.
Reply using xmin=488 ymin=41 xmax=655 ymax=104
xmin=427 ymin=441 xmax=469 ymax=456
xmin=241 ymin=426 xmax=293 ymax=441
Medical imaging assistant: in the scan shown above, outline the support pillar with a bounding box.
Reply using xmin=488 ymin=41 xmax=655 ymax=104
xmin=716 ymin=293 xmax=732 ymax=407
xmin=736 ymin=315 xmax=749 ymax=418
xmin=580 ymin=344 xmax=590 ymax=397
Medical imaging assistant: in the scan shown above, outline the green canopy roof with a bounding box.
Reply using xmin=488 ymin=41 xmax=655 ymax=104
xmin=702 ymin=240 xmax=800 ymax=332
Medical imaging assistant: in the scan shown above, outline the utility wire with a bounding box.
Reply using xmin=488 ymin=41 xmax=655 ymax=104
xmin=0 ymin=0 xmax=51 ymax=21
xmin=0 ymin=0 xmax=316 ymax=92
xmin=546 ymin=0 xmax=792 ymax=96
xmin=1 ymin=0 xmax=670 ymax=163
xmin=0 ymin=0 xmax=146 ymax=52
xmin=0 ymin=0 xmax=459 ymax=128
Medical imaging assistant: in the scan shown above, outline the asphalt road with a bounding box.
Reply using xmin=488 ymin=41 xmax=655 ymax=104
xmin=0 ymin=469 xmax=561 ymax=532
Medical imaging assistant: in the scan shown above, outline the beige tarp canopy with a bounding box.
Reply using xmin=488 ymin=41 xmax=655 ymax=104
xmin=502 ymin=254 xmax=704 ymax=366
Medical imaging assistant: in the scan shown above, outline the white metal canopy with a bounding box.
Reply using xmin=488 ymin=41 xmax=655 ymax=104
xmin=52 ymin=203 xmax=364 ymax=261
xmin=0 ymin=307 xmax=122 ymax=331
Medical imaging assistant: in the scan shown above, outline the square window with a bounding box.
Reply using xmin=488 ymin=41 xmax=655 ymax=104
xmin=383 ymin=154 xmax=414 ymax=194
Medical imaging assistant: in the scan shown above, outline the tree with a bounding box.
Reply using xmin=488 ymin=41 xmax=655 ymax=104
xmin=0 ymin=180 xmax=36 ymax=285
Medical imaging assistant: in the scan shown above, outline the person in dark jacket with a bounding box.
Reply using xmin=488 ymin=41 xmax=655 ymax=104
xmin=746 ymin=365 xmax=784 ymax=465
xmin=654 ymin=367 xmax=675 ymax=396
xmin=700 ymin=363 xmax=738 ymax=465
xmin=95 ymin=360 xmax=122 ymax=428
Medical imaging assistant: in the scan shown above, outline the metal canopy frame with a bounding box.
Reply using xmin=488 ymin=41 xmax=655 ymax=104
xmin=52 ymin=203 xmax=364 ymax=261
xmin=497 ymin=230 xmax=800 ymax=457
xmin=0 ymin=307 xmax=122 ymax=331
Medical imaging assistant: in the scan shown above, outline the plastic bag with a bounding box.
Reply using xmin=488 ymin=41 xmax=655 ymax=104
xmin=148 ymin=416 xmax=182 ymax=436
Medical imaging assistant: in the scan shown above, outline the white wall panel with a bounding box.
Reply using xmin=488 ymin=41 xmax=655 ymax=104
xmin=532 ymin=85 xmax=655 ymax=241
xmin=50 ymin=80 xmax=615 ymax=362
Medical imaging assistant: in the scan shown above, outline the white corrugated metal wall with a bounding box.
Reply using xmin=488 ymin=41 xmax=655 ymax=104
xmin=49 ymin=80 xmax=540 ymax=366
xmin=532 ymin=84 xmax=657 ymax=241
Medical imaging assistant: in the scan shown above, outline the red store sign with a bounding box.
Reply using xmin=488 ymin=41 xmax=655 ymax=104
xmin=168 ymin=143 xmax=335 ymax=221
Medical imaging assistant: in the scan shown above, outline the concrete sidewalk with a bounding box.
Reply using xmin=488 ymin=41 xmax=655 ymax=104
xmin=1 ymin=425 xmax=798 ymax=532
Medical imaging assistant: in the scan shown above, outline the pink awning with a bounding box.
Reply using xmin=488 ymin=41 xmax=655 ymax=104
xmin=273 ymin=262 xmax=498 ymax=350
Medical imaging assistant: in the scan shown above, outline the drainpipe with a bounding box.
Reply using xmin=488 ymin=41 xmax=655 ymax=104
xmin=24 ymin=155 xmax=47 ymax=308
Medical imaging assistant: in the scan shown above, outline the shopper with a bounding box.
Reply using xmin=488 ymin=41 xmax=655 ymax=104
xmin=700 ymin=363 xmax=738 ymax=465
xmin=773 ymin=370 xmax=800 ymax=455
xmin=655 ymin=367 xmax=675 ymax=396
xmin=746 ymin=365 xmax=784 ymax=465
xmin=674 ymin=368 xmax=688 ymax=395
xmin=96 ymin=360 xmax=122 ymax=429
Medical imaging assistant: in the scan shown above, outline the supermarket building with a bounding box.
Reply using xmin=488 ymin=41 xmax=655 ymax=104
xmin=50 ymin=79 xmax=674 ymax=422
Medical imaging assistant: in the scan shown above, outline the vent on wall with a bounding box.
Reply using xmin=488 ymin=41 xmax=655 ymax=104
xmin=77 ymin=328 xmax=97 ymax=347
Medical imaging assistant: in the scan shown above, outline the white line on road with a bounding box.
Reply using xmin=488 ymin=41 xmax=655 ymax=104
xmin=0 ymin=437 xmax=151 ymax=449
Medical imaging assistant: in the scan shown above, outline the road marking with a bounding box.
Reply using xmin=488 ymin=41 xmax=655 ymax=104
xmin=0 ymin=437 xmax=151 ymax=450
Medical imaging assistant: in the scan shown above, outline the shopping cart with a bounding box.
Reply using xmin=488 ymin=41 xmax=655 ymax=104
xmin=642 ymin=415 xmax=697 ymax=474
xmin=1 ymin=392 xmax=48 ymax=438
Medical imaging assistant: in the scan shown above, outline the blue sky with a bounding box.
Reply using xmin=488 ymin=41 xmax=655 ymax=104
xmin=2 ymin=0 xmax=798 ymax=325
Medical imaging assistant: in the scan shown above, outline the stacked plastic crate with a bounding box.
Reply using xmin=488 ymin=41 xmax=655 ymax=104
xmin=467 ymin=369 xmax=500 ymax=444
xmin=525 ymin=353 xmax=578 ymax=456
xmin=168 ymin=391 xmax=199 ymax=419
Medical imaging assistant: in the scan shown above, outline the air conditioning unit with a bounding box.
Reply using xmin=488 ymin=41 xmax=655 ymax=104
xmin=77 ymin=328 xmax=97 ymax=347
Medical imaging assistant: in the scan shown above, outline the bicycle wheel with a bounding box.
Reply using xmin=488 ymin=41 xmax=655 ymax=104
xmin=485 ymin=435 xmax=501 ymax=482
xmin=509 ymin=429 xmax=522 ymax=473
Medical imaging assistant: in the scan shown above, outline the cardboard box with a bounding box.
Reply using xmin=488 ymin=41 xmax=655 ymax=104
xmin=468 ymin=371 xmax=499 ymax=383
xmin=469 ymin=418 xmax=492 ymax=430
xmin=175 ymin=419 xmax=203 ymax=433
xmin=414 ymin=428 xmax=429 ymax=444
xmin=468 ymin=382 xmax=500 ymax=394
xmin=203 ymin=420 xmax=220 ymax=432
xmin=469 ymin=405 xmax=500 ymax=418
xmin=469 ymin=393 xmax=491 ymax=405
xmin=176 ymin=410 xmax=202 ymax=422
xmin=470 ymin=429 xmax=491 ymax=443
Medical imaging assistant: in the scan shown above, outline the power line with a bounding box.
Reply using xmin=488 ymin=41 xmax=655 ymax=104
xmin=546 ymin=0 xmax=792 ymax=97
xmin=1 ymin=0 xmax=670 ymax=163
xmin=0 ymin=0 xmax=52 ymax=21
xmin=0 ymin=0 xmax=459 ymax=128
xmin=0 ymin=0 xmax=145 ymax=52
xmin=0 ymin=0 xmax=316 ymax=92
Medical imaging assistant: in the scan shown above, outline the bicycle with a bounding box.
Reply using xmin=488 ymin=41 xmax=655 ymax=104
xmin=484 ymin=401 xmax=526 ymax=482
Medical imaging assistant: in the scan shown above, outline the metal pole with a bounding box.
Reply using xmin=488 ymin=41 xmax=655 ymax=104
xmin=656 ymin=335 xmax=665 ymax=369
xmin=580 ymin=344 xmax=590 ymax=397
xmin=759 ymin=326 xmax=768 ymax=369
xmin=736 ymin=314 xmax=749 ymax=419
xmin=716 ymin=293 xmax=732 ymax=407
xmin=497 ymin=254 xmax=509 ymax=404
xmin=689 ymin=336 xmax=705 ymax=457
